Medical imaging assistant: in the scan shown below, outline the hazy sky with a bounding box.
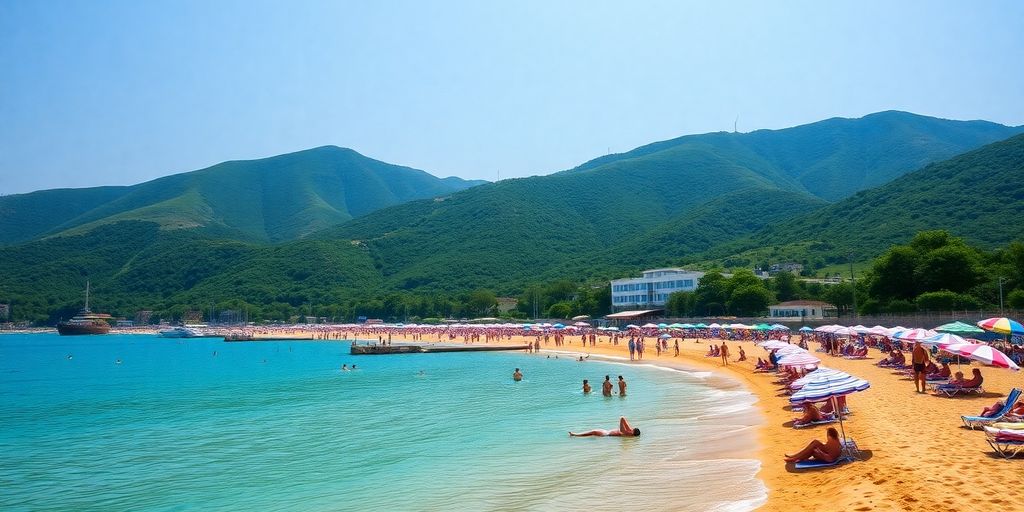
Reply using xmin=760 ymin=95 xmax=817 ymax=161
xmin=2 ymin=0 xmax=1023 ymax=194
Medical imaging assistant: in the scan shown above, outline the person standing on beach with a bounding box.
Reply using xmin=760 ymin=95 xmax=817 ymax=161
xmin=582 ymin=379 xmax=592 ymax=394
xmin=912 ymin=341 xmax=929 ymax=393
xmin=513 ymin=368 xmax=523 ymax=381
xmin=602 ymin=375 xmax=613 ymax=396
xmin=636 ymin=338 xmax=645 ymax=360
xmin=674 ymin=339 xmax=680 ymax=357
xmin=617 ymin=375 xmax=627 ymax=396
xmin=720 ymin=342 xmax=730 ymax=366
xmin=628 ymin=337 xmax=636 ymax=361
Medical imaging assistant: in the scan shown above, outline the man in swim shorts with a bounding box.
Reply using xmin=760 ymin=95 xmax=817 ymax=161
xmin=569 ymin=417 xmax=640 ymax=437
xmin=602 ymin=375 xmax=613 ymax=396
xmin=911 ymin=341 xmax=929 ymax=394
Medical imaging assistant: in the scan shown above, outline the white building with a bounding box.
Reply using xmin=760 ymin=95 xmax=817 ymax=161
xmin=610 ymin=268 xmax=705 ymax=310
xmin=768 ymin=300 xmax=838 ymax=320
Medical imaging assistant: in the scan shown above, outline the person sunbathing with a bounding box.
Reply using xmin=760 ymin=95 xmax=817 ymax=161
xmin=979 ymin=396 xmax=1022 ymax=418
xmin=706 ymin=346 xmax=717 ymax=357
xmin=819 ymin=396 xmax=848 ymax=416
xmin=784 ymin=427 xmax=842 ymax=463
xmin=737 ymin=346 xmax=747 ymax=362
xmin=569 ymin=416 xmax=640 ymax=437
xmin=793 ymin=402 xmax=832 ymax=426
xmin=939 ymin=369 xmax=983 ymax=391
xmin=926 ymin=362 xmax=951 ymax=381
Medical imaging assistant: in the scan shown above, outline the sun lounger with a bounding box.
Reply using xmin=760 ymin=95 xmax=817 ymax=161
xmin=992 ymin=422 xmax=1024 ymax=430
xmin=961 ymin=388 xmax=1021 ymax=429
xmin=983 ymin=427 xmax=1024 ymax=459
xmin=935 ymin=385 xmax=984 ymax=397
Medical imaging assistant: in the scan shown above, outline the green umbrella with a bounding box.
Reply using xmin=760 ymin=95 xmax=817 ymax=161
xmin=934 ymin=321 xmax=985 ymax=335
xmin=755 ymin=323 xmax=772 ymax=331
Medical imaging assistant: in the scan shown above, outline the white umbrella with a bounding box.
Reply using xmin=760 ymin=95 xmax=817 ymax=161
xmin=777 ymin=352 xmax=821 ymax=367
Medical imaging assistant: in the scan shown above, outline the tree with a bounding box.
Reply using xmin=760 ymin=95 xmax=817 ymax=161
xmin=1008 ymin=289 xmax=1024 ymax=310
xmin=913 ymin=245 xmax=982 ymax=294
xmin=822 ymin=283 xmax=853 ymax=314
xmin=728 ymin=285 xmax=774 ymax=316
xmin=772 ymin=271 xmax=801 ymax=301
xmin=868 ymin=246 xmax=919 ymax=301
xmin=467 ymin=289 xmax=497 ymax=317
xmin=693 ymin=272 xmax=728 ymax=315
xmin=665 ymin=291 xmax=694 ymax=317
xmin=546 ymin=301 xmax=572 ymax=319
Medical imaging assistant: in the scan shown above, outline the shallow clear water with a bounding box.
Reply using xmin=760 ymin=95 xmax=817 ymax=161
xmin=0 ymin=334 xmax=765 ymax=511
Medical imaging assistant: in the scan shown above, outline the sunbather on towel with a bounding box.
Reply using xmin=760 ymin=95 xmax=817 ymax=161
xmin=793 ymin=402 xmax=832 ymax=426
xmin=926 ymin=362 xmax=951 ymax=381
xmin=785 ymin=427 xmax=842 ymax=463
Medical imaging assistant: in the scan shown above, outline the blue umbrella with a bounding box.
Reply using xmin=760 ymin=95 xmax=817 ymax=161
xmin=799 ymin=326 xmax=813 ymax=332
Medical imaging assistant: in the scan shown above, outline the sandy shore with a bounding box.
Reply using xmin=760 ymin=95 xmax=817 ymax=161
xmin=379 ymin=332 xmax=1022 ymax=511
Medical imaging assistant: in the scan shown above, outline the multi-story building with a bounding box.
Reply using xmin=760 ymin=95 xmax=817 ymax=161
xmin=610 ymin=268 xmax=705 ymax=311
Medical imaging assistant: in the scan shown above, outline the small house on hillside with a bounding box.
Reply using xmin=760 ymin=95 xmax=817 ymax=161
xmin=768 ymin=300 xmax=837 ymax=320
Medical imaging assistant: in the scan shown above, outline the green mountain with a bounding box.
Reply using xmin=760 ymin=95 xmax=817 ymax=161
xmin=733 ymin=132 xmax=1024 ymax=260
xmin=0 ymin=146 xmax=485 ymax=245
xmin=2 ymin=111 xmax=1022 ymax=322
xmin=565 ymin=111 xmax=1023 ymax=201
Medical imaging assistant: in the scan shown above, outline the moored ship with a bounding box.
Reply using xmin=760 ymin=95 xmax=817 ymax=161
xmin=56 ymin=281 xmax=111 ymax=336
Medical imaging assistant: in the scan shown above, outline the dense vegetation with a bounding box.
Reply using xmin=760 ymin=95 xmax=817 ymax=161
xmin=0 ymin=146 xmax=484 ymax=245
xmin=2 ymin=112 xmax=1023 ymax=324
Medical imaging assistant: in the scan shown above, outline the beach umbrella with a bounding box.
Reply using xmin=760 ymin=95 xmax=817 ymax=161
xmin=934 ymin=321 xmax=985 ymax=335
xmin=790 ymin=367 xmax=846 ymax=390
xmin=977 ymin=317 xmax=1024 ymax=335
xmin=573 ymin=321 xmax=591 ymax=327
xmin=695 ymin=323 xmax=708 ymax=328
xmin=771 ymin=324 xmax=791 ymax=330
xmin=669 ymin=323 xmax=685 ymax=328
xmin=893 ymin=328 xmax=937 ymax=341
xmin=659 ymin=333 xmax=671 ymax=339
xmin=759 ymin=340 xmax=790 ymax=350
xmin=606 ymin=326 xmax=619 ymax=331
xmin=919 ymin=333 xmax=968 ymax=348
xmin=680 ymin=323 xmax=695 ymax=329
xmin=755 ymin=323 xmax=772 ymax=331
xmin=642 ymin=323 xmax=658 ymax=328
xmin=799 ymin=326 xmax=813 ymax=332
xmin=777 ymin=352 xmax=820 ymax=367
xmin=626 ymin=324 xmax=639 ymax=329
xmin=942 ymin=342 xmax=1020 ymax=371
xmin=790 ymin=372 xmax=871 ymax=446
xmin=832 ymin=326 xmax=859 ymax=337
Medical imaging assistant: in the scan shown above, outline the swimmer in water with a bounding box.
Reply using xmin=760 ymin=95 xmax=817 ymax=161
xmin=513 ymin=368 xmax=523 ymax=381
xmin=115 ymin=359 xmax=122 ymax=365
xmin=341 ymin=364 xmax=349 ymax=371
xmin=351 ymin=364 xmax=357 ymax=370
xmin=582 ymin=379 xmax=592 ymax=394
xmin=569 ymin=417 xmax=640 ymax=437
xmin=67 ymin=354 xmax=73 ymax=360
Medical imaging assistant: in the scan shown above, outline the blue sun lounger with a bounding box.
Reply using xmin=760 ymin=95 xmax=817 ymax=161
xmin=961 ymin=388 xmax=1021 ymax=429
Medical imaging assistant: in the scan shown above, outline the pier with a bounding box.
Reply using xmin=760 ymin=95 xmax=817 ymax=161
xmin=350 ymin=342 xmax=531 ymax=355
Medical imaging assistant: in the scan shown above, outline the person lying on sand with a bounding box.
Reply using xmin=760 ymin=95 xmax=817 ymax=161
xmin=793 ymin=402 xmax=832 ymax=426
xmin=569 ymin=416 xmax=640 ymax=437
xmin=785 ymin=427 xmax=842 ymax=463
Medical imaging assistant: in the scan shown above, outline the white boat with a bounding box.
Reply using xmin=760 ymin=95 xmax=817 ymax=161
xmin=158 ymin=326 xmax=199 ymax=338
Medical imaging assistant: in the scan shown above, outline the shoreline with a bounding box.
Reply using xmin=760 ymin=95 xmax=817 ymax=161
xmin=382 ymin=332 xmax=1023 ymax=511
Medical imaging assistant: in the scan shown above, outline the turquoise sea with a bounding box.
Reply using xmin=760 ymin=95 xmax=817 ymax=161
xmin=0 ymin=334 xmax=765 ymax=511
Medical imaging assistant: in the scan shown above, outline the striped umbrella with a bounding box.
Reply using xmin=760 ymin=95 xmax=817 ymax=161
xmin=977 ymin=317 xmax=1024 ymax=336
xmin=758 ymin=340 xmax=791 ymax=350
xmin=920 ymin=333 xmax=968 ymax=348
xmin=943 ymin=342 xmax=1020 ymax=371
xmin=790 ymin=367 xmax=846 ymax=390
xmin=777 ymin=352 xmax=821 ymax=367
xmin=774 ymin=345 xmax=807 ymax=356
xmin=790 ymin=373 xmax=870 ymax=403
xmin=935 ymin=321 xmax=985 ymax=335
xmin=894 ymin=328 xmax=937 ymax=341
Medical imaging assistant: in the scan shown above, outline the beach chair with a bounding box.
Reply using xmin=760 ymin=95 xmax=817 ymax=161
xmin=983 ymin=427 xmax=1024 ymax=459
xmin=961 ymin=388 xmax=1022 ymax=429
xmin=935 ymin=384 xmax=985 ymax=398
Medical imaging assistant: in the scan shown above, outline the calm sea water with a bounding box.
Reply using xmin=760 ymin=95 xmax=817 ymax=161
xmin=0 ymin=334 xmax=765 ymax=511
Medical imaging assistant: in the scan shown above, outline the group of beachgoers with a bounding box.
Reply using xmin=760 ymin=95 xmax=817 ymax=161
xmin=510 ymin=365 xmax=637 ymax=437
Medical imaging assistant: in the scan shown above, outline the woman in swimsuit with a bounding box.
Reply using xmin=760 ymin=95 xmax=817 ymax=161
xmin=569 ymin=417 xmax=640 ymax=437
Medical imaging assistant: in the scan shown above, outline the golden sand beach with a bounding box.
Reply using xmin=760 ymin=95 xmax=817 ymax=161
xmin=380 ymin=331 xmax=1023 ymax=511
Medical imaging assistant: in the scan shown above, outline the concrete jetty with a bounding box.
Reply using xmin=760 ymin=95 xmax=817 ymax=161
xmin=350 ymin=342 xmax=531 ymax=355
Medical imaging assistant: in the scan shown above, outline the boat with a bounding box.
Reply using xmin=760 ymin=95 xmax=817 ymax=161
xmin=158 ymin=326 xmax=199 ymax=338
xmin=56 ymin=281 xmax=111 ymax=336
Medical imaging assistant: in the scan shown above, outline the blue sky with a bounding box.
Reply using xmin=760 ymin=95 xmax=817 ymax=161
xmin=2 ymin=0 xmax=1022 ymax=194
